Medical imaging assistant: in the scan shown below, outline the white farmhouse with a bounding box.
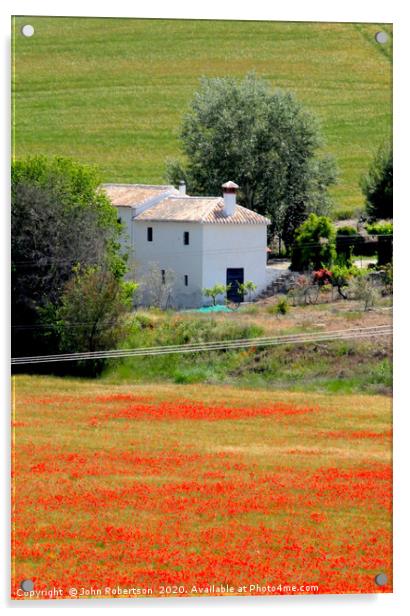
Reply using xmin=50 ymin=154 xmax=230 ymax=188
xmin=103 ymin=181 xmax=270 ymax=308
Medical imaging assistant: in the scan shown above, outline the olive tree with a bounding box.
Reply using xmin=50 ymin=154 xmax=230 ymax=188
xmin=166 ymin=72 xmax=337 ymax=248
xmin=238 ymin=281 xmax=257 ymax=302
xmin=203 ymin=283 xmax=230 ymax=306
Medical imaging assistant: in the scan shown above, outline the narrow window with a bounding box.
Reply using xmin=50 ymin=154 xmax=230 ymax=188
xmin=147 ymin=227 xmax=153 ymax=242
xmin=161 ymin=269 xmax=166 ymax=284
xmin=184 ymin=275 xmax=188 ymax=287
xmin=184 ymin=231 xmax=190 ymax=245
xmin=117 ymin=216 xmax=122 ymax=224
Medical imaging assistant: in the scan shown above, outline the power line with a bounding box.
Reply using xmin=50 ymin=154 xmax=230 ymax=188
xmin=11 ymin=325 xmax=392 ymax=365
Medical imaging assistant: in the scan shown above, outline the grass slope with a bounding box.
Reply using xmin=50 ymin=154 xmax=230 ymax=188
xmin=13 ymin=17 xmax=392 ymax=215
xmin=101 ymin=300 xmax=392 ymax=394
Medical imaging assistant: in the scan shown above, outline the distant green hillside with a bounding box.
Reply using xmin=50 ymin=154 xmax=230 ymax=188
xmin=12 ymin=17 xmax=392 ymax=216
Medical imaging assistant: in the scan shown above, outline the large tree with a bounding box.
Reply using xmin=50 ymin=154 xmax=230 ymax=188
xmin=11 ymin=156 xmax=128 ymax=359
xmin=166 ymin=73 xmax=337 ymax=248
xmin=361 ymin=142 xmax=393 ymax=220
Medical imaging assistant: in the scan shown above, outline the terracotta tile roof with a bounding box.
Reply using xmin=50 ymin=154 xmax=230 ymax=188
xmin=136 ymin=196 xmax=217 ymax=222
xmin=102 ymin=183 xmax=178 ymax=207
xmin=103 ymin=183 xmax=270 ymax=225
xmin=203 ymin=200 xmax=270 ymax=225
xmin=137 ymin=196 xmax=270 ymax=225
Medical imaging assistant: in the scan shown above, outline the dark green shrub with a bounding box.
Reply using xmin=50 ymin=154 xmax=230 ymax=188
xmin=291 ymin=214 xmax=336 ymax=271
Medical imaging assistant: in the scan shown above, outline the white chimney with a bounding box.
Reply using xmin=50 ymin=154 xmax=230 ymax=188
xmin=222 ymin=181 xmax=239 ymax=216
xmin=179 ymin=180 xmax=186 ymax=195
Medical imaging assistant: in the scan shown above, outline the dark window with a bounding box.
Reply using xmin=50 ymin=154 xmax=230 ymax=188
xmin=147 ymin=227 xmax=153 ymax=242
xmin=161 ymin=269 xmax=166 ymax=284
xmin=117 ymin=216 xmax=122 ymax=224
xmin=184 ymin=231 xmax=190 ymax=245
xmin=184 ymin=275 xmax=188 ymax=287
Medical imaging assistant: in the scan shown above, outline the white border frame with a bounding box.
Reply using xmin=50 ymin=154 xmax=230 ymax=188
xmin=2 ymin=2 xmax=409 ymax=614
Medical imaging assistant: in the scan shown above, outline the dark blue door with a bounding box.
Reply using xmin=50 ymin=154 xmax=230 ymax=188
xmin=226 ymin=268 xmax=244 ymax=303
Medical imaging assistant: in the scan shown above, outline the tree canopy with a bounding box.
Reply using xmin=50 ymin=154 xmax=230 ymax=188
xmin=12 ymin=156 xmax=129 ymax=363
xmin=361 ymin=142 xmax=393 ymax=220
xmin=166 ymin=73 xmax=337 ymax=247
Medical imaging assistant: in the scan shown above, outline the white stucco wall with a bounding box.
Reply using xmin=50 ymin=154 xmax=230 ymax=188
xmin=116 ymin=210 xmax=268 ymax=308
xmin=132 ymin=221 xmax=204 ymax=308
xmin=202 ymin=224 xmax=268 ymax=304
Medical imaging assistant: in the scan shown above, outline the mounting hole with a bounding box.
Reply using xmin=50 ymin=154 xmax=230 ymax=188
xmin=21 ymin=24 xmax=35 ymax=38
xmin=374 ymin=572 xmax=388 ymax=586
xmin=20 ymin=579 xmax=34 ymax=592
xmin=375 ymin=31 xmax=388 ymax=44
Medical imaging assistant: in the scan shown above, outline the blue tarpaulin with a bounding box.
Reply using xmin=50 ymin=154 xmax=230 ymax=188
xmin=195 ymin=305 xmax=233 ymax=313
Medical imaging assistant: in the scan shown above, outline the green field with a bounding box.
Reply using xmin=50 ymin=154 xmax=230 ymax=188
xmin=12 ymin=17 xmax=392 ymax=215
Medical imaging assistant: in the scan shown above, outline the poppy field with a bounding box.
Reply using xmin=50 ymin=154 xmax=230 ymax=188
xmin=11 ymin=376 xmax=392 ymax=599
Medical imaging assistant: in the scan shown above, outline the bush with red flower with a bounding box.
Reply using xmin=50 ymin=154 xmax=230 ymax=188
xmin=313 ymin=268 xmax=333 ymax=287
